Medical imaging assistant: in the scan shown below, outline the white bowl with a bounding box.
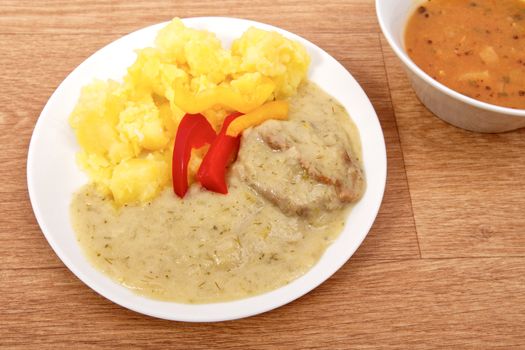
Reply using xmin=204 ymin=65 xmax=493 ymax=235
xmin=376 ymin=0 xmax=525 ymax=133
xmin=27 ymin=17 xmax=387 ymax=322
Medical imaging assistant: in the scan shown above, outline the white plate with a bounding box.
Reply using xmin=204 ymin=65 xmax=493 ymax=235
xmin=27 ymin=17 xmax=387 ymax=322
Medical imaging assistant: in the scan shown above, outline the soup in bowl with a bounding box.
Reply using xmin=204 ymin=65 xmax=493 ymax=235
xmin=376 ymin=0 xmax=525 ymax=132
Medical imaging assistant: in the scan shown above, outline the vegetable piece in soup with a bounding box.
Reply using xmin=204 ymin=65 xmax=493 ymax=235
xmin=405 ymin=0 xmax=525 ymax=109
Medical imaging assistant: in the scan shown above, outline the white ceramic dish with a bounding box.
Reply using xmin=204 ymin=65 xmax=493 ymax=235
xmin=376 ymin=0 xmax=525 ymax=133
xmin=27 ymin=17 xmax=387 ymax=322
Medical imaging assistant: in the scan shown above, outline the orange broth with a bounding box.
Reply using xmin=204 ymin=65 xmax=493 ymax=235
xmin=405 ymin=0 xmax=525 ymax=109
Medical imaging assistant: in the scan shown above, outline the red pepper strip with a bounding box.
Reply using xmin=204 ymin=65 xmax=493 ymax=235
xmin=172 ymin=113 xmax=216 ymax=198
xmin=197 ymin=112 xmax=244 ymax=194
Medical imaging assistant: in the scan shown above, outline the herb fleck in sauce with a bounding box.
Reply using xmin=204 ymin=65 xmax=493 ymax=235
xmin=71 ymin=82 xmax=363 ymax=303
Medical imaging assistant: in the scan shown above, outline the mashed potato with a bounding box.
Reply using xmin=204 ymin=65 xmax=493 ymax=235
xmin=69 ymin=18 xmax=310 ymax=205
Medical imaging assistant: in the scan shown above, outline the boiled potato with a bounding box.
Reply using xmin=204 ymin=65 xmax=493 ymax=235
xmin=70 ymin=18 xmax=310 ymax=205
xmin=110 ymin=156 xmax=169 ymax=206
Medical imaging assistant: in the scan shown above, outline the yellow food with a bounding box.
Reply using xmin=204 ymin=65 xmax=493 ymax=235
xmin=226 ymin=100 xmax=289 ymax=137
xmin=69 ymin=18 xmax=310 ymax=205
xmin=232 ymin=27 xmax=311 ymax=99
xmin=172 ymin=77 xmax=276 ymax=115
xmin=110 ymin=156 xmax=169 ymax=206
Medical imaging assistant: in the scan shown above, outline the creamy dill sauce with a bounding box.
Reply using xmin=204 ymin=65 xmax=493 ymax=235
xmin=71 ymin=82 xmax=363 ymax=303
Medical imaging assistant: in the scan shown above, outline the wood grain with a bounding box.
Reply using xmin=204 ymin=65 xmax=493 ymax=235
xmin=2 ymin=258 xmax=524 ymax=348
xmin=1 ymin=0 xmax=524 ymax=348
xmin=381 ymin=36 xmax=525 ymax=259
xmin=0 ymin=0 xmax=378 ymax=35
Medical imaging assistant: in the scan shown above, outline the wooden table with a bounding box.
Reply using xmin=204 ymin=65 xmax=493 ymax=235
xmin=2 ymin=1 xmax=524 ymax=348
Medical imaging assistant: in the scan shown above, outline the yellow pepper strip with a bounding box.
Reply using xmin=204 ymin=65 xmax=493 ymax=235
xmin=226 ymin=100 xmax=289 ymax=137
xmin=173 ymin=78 xmax=275 ymax=114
